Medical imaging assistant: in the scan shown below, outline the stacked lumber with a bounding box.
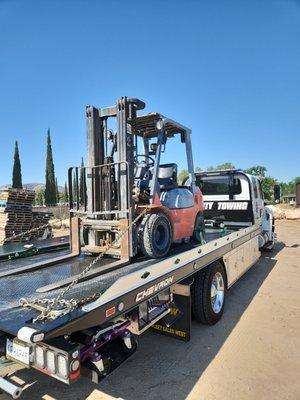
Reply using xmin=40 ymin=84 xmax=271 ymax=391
xmin=0 ymin=188 xmax=52 ymax=244
xmin=31 ymin=211 xmax=53 ymax=238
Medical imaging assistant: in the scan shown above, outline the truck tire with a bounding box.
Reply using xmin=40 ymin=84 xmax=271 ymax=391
xmin=192 ymin=213 xmax=205 ymax=242
xmin=139 ymin=213 xmax=172 ymax=258
xmin=262 ymin=240 xmax=275 ymax=252
xmin=191 ymin=261 xmax=226 ymax=325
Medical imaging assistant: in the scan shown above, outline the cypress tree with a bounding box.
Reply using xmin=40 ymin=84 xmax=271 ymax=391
xmin=35 ymin=188 xmax=44 ymax=205
xmin=79 ymin=157 xmax=86 ymax=204
xmin=73 ymin=175 xmax=78 ymax=202
xmin=12 ymin=141 xmax=23 ymax=189
xmin=55 ymin=177 xmax=60 ymax=203
xmin=44 ymin=129 xmax=57 ymax=205
xmin=64 ymin=182 xmax=69 ymax=203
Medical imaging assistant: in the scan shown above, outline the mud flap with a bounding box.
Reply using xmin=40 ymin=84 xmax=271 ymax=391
xmin=151 ymin=283 xmax=191 ymax=342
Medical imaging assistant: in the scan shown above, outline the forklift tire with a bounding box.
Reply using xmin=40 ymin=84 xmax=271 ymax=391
xmin=192 ymin=213 xmax=205 ymax=242
xmin=191 ymin=261 xmax=226 ymax=325
xmin=139 ymin=213 xmax=172 ymax=258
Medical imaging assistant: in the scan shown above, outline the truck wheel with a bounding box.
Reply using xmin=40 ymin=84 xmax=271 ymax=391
xmin=192 ymin=213 xmax=205 ymax=242
xmin=139 ymin=213 xmax=172 ymax=258
xmin=262 ymin=240 xmax=275 ymax=252
xmin=191 ymin=261 xmax=226 ymax=325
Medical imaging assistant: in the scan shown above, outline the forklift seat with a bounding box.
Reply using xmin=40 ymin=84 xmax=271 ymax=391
xmin=158 ymin=164 xmax=178 ymax=190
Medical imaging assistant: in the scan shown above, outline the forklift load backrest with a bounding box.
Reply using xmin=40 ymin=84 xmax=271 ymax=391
xmin=158 ymin=164 xmax=178 ymax=190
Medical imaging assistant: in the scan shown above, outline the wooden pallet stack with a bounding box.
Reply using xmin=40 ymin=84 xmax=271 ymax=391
xmin=0 ymin=188 xmax=52 ymax=244
xmin=31 ymin=210 xmax=53 ymax=238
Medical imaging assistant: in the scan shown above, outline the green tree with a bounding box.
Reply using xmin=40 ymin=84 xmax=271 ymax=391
xmin=195 ymin=166 xmax=202 ymax=173
xmin=245 ymin=165 xmax=276 ymax=201
xmin=279 ymin=181 xmax=294 ymax=196
xmin=79 ymin=157 xmax=86 ymax=204
xmin=202 ymin=162 xmax=236 ymax=171
xmin=44 ymin=129 xmax=57 ymax=205
xmin=217 ymin=162 xmax=235 ymax=170
xmin=35 ymin=187 xmax=44 ymax=205
xmin=280 ymin=177 xmax=300 ymax=197
xmin=261 ymin=176 xmax=277 ymax=201
xmin=73 ymin=175 xmax=78 ymax=202
xmin=206 ymin=165 xmax=215 ymax=171
xmin=63 ymin=182 xmax=69 ymax=203
xmin=12 ymin=141 xmax=22 ymax=189
xmin=244 ymin=165 xmax=267 ymax=177
xmin=177 ymin=169 xmax=189 ymax=184
xmin=55 ymin=177 xmax=60 ymax=203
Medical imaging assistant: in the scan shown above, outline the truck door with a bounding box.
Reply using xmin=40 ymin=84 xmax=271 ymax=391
xmin=251 ymin=177 xmax=264 ymax=223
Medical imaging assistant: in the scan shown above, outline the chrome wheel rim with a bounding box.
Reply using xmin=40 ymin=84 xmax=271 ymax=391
xmin=210 ymin=272 xmax=225 ymax=314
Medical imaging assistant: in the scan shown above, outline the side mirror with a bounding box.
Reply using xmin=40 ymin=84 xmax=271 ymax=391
xmin=274 ymin=184 xmax=281 ymax=203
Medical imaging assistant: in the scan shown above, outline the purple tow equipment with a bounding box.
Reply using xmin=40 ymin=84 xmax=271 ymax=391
xmin=80 ymin=320 xmax=134 ymax=377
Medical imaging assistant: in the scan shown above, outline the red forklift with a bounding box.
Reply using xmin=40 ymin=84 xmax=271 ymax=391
xmin=69 ymin=97 xmax=204 ymax=262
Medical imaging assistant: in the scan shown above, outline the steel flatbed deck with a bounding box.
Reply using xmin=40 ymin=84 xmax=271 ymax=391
xmin=0 ymin=224 xmax=260 ymax=340
xmin=0 ymin=236 xmax=69 ymax=261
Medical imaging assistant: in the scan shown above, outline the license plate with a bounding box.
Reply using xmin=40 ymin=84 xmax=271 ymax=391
xmin=6 ymin=339 xmax=30 ymax=366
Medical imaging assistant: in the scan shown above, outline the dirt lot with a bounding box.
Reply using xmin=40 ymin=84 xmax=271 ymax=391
xmin=1 ymin=220 xmax=299 ymax=400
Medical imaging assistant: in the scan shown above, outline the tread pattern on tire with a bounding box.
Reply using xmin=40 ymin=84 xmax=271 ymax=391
xmin=139 ymin=212 xmax=172 ymax=258
xmin=191 ymin=261 xmax=226 ymax=325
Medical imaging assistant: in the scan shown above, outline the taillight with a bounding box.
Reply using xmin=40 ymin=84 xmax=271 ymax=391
xmin=34 ymin=345 xmax=45 ymax=369
xmin=46 ymin=350 xmax=56 ymax=374
xmin=32 ymin=342 xmax=80 ymax=384
xmin=57 ymin=354 xmax=68 ymax=378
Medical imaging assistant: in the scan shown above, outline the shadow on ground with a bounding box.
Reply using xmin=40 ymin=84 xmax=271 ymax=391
xmin=5 ymin=242 xmax=285 ymax=400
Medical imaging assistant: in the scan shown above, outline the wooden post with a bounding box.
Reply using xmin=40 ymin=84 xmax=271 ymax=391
xmin=119 ymin=219 xmax=130 ymax=260
xmin=70 ymin=216 xmax=81 ymax=255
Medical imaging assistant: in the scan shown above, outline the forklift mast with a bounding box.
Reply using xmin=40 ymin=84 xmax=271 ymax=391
xmin=69 ymin=97 xmax=145 ymax=258
xmin=85 ymin=97 xmax=145 ymax=218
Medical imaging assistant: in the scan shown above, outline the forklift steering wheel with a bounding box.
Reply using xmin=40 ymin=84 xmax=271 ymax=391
xmin=134 ymin=155 xmax=155 ymax=166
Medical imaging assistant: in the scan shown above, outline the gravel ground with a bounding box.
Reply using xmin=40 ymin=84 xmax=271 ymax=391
xmin=1 ymin=219 xmax=299 ymax=400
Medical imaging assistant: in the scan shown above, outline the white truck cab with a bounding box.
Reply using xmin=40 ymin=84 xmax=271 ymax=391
xmin=193 ymin=169 xmax=275 ymax=250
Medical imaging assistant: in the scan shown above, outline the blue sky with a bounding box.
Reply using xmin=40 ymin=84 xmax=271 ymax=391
xmin=0 ymin=0 xmax=299 ymax=186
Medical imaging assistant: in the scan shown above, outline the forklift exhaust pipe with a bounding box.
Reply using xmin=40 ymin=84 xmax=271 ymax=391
xmin=0 ymin=377 xmax=22 ymax=399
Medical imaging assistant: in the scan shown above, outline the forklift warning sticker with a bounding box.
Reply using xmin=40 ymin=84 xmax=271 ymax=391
xmin=204 ymin=201 xmax=248 ymax=211
xmin=135 ymin=276 xmax=174 ymax=302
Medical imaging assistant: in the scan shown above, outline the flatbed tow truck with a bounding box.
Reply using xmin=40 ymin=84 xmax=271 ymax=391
xmin=0 ymin=98 xmax=275 ymax=399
